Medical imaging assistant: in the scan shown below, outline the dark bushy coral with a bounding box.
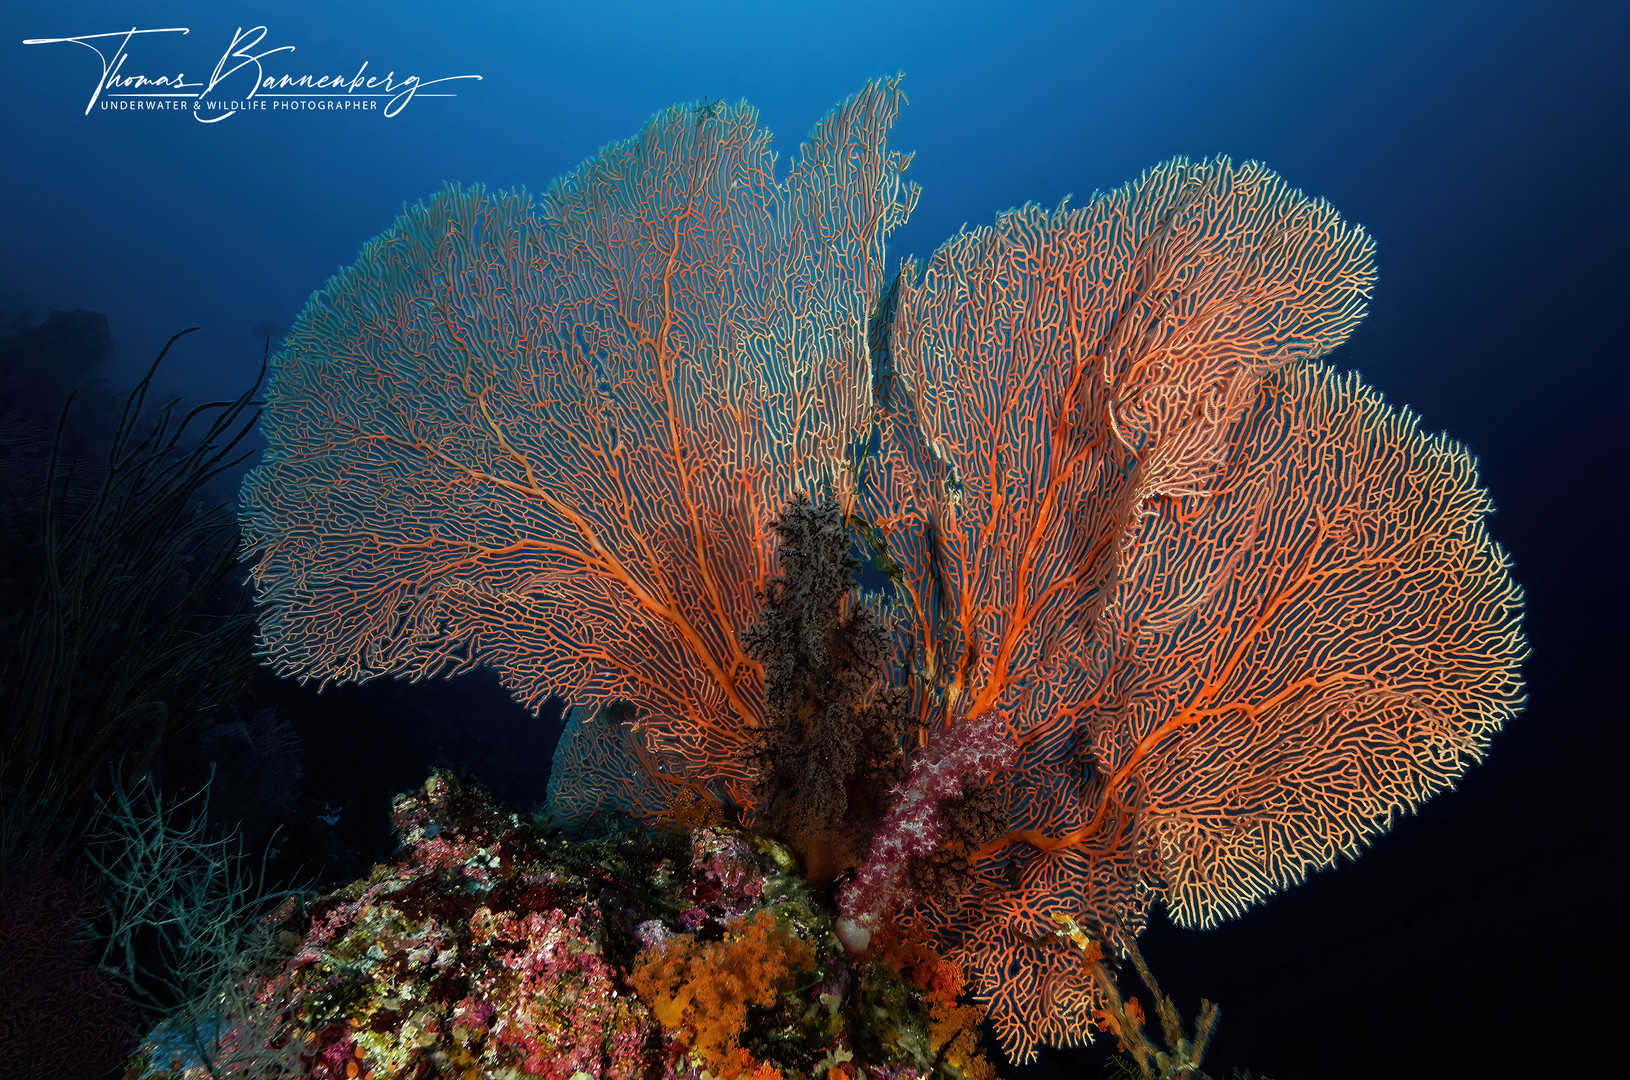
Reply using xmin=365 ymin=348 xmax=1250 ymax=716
xmin=740 ymin=493 xmax=912 ymax=884
xmin=0 ymin=854 xmax=139 ymax=1080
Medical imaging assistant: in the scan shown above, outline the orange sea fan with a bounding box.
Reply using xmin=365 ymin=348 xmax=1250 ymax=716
xmin=240 ymin=84 xmax=1525 ymax=1066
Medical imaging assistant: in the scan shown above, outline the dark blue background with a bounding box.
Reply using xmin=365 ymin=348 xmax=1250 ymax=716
xmin=2 ymin=2 xmax=1624 ymax=1078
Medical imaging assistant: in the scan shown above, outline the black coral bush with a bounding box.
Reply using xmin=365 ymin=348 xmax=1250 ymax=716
xmin=741 ymin=493 xmax=909 ymax=884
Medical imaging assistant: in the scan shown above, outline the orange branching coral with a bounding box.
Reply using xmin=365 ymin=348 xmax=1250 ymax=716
xmin=630 ymin=910 xmax=814 ymax=1079
xmin=1092 ymin=994 xmax=1147 ymax=1053
xmin=659 ymin=787 xmax=727 ymax=833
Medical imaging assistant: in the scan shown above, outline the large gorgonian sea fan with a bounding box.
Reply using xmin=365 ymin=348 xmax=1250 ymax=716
xmin=843 ymin=165 xmax=1526 ymax=1058
xmin=239 ymin=79 xmax=1527 ymax=1064
xmin=241 ymin=79 xmax=918 ymax=815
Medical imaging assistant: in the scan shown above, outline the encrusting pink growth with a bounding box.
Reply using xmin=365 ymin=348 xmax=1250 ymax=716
xmin=836 ymin=710 xmax=1016 ymax=954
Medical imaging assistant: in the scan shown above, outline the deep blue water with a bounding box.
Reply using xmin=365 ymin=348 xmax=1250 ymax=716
xmin=2 ymin=2 xmax=1625 ymax=1078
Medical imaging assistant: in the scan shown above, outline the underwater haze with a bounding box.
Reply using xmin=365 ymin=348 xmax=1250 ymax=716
xmin=1 ymin=2 xmax=1625 ymax=1079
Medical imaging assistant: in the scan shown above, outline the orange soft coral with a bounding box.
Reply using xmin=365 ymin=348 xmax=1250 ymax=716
xmin=870 ymin=921 xmax=994 ymax=1080
xmin=631 ymin=910 xmax=813 ymax=1079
